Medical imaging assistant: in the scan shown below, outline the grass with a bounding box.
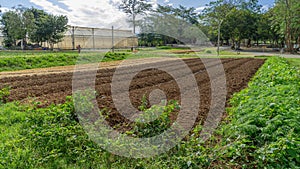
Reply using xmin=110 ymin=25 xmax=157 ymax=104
xmin=286 ymin=58 xmax=300 ymax=69
xmin=0 ymin=51 xmax=130 ymax=72
xmin=0 ymin=47 xmax=260 ymax=72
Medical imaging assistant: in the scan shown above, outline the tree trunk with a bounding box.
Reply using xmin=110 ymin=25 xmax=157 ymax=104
xmin=49 ymin=42 xmax=54 ymax=51
xmin=132 ymin=0 xmax=136 ymax=34
xmin=285 ymin=0 xmax=294 ymax=54
xmin=247 ymin=39 xmax=251 ymax=47
xmin=298 ymin=36 xmax=300 ymax=52
xmin=231 ymin=38 xmax=235 ymax=49
xmin=133 ymin=14 xmax=136 ymax=34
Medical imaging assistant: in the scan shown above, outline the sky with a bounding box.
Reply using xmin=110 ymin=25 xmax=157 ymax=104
xmin=0 ymin=0 xmax=275 ymax=30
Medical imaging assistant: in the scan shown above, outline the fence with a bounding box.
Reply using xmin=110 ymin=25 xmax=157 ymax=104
xmin=0 ymin=25 xmax=138 ymax=50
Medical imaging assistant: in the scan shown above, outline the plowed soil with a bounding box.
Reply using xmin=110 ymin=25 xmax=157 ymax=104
xmin=0 ymin=58 xmax=265 ymax=130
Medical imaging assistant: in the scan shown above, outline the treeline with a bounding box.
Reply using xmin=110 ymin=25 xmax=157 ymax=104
xmin=0 ymin=6 xmax=68 ymax=50
xmin=119 ymin=0 xmax=300 ymax=53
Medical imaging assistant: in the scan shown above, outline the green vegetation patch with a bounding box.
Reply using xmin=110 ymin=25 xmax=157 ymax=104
xmin=286 ymin=58 xmax=300 ymax=69
xmin=218 ymin=57 xmax=300 ymax=168
xmin=0 ymin=51 xmax=130 ymax=72
xmin=0 ymin=57 xmax=299 ymax=168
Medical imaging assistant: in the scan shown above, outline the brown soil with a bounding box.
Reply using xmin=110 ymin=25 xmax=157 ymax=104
xmin=170 ymin=50 xmax=200 ymax=54
xmin=0 ymin=58 xmax=265 ymax=130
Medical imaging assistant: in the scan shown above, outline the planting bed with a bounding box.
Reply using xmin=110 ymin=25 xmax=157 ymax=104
xmin=0 ymin=58 xmax=264 ymax=129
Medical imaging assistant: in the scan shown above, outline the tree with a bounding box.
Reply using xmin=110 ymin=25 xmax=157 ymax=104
xmin=0 ymin=6 xmax=34 ymax=48
xmin=27 ymin=8 xmax=49 ymax=45
xmin=173 ymin=5 xmax=199 ymax=25
xmin=27 ymin=8 xmax=68 ymax=50
xmin=119 ymin=0 xmax=152 ymax=34
xmin=271 ymin=0 xmax=300 ymax=53
xmin=221 ymin=8 xmax=257 ymax=48
xmin=137 ymin=4 xmax=205 ymax=46
xmin=202 ymin=0 xmax=261 ymax=53
xmin=0 ymin=7 xmax=68 ymax=50
xmin=202 ymin=0 xmax=234 ymax=55
xmin=45 ymin=15 xmax=68 ymax=50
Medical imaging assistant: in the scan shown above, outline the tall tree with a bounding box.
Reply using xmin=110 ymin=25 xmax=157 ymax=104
xmin=30 ymin=13 xmax=68 ymax=50
xmin=202 ymin=0 xmax=261 ymax=53
xmin=202 ymin=0 xmax=234 ymax=55
xmin=27 ymin=8 xmax=49 ymax=44
xmin=221 ymin=8 xmax=257 ymax=48
xmin=119 ymin=0 xmax=152 ymax=34
xmin=45 ymin=14 xmax=68 ymax=50
xmin=0 ymin=7 xmax=68 ymax=50
xmin=271 ymin=0 xmax=300 ymax=53
xmin=173 ymin=5 xmax=199 ymax=24
xmin=0 ymin=6 xmax=34 ymax=48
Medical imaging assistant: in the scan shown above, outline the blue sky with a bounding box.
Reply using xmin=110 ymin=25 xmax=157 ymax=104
xmin=0 ymin=0 xmax=275 ymax=29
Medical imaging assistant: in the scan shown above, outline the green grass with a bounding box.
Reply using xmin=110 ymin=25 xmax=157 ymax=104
xmin=0 ymin=57 xmax=299 ymax=168
xmin=0 ymin=47 xmax=258 ymax=72
xmin=286 ymin=58 xmax=300 ymax=69
xmin=0 ymin=51 xmax=130 ymax=72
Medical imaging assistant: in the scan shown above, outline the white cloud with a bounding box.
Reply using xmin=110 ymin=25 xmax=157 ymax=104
xmin=29 ymin=0 xmax=130 ymax=29
xmin=164 ymin=0 xmax=170 ymax=3
xmin=0 ymin=7 xmax=11 ymax=13
xmin=150 ymin=0 xmax=158 ymax=9
xmin=195 ymin=6 xmax=206 ymax=13
xmin=261 ymin=4 xmax=271 ymax=12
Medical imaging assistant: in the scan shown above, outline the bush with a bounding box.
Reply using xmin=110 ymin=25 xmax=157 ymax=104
xmin=204 ymin=49 xmax=212 ymax=54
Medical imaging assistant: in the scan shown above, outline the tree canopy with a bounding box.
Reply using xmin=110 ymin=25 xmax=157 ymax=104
xmin=119 ymin=0 xmax=152 ymax=34
xmin=0 ymin=7 xmax=68 ymax=50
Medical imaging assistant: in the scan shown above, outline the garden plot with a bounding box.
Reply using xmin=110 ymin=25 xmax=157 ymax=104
xmin=0 ymin=58 xmax=264 ymax=131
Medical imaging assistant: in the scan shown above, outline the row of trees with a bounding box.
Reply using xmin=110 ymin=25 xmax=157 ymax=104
xmin=119 ymin=0 xmax=300 ymax=53
xmin=0 ymin=6 xmax=68 ymax=50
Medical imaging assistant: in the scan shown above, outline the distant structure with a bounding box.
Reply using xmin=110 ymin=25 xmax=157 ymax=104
xmin=0 ymin=25 xmax=138 ymax=50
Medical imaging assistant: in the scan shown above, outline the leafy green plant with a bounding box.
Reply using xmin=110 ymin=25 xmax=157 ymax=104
xmin=103 ymin=52 xmax=128 ymax=61
xmin=218 ymin=57 xmax=300 ymax=168
xmin=0 ymin=86 xmax=10 ymax=104
xmin=131 ymin=98 xmax=180 ymax=138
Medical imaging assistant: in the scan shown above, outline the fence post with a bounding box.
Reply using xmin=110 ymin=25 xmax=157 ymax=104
xmin=112 ymin=26 xmax=114 ymax=53
xmin=72 ymin=26 xmax=75 ymax=50
xmin=92 ymin=28 xmax=95 ymax=50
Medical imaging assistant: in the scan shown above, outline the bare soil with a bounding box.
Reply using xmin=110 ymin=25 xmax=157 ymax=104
xmin=0 ymin=58 xmax=265 ymax=130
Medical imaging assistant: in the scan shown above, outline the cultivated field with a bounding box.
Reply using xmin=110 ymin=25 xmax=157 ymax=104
xmin=0 ymin=58 xmax=264 ymax=130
